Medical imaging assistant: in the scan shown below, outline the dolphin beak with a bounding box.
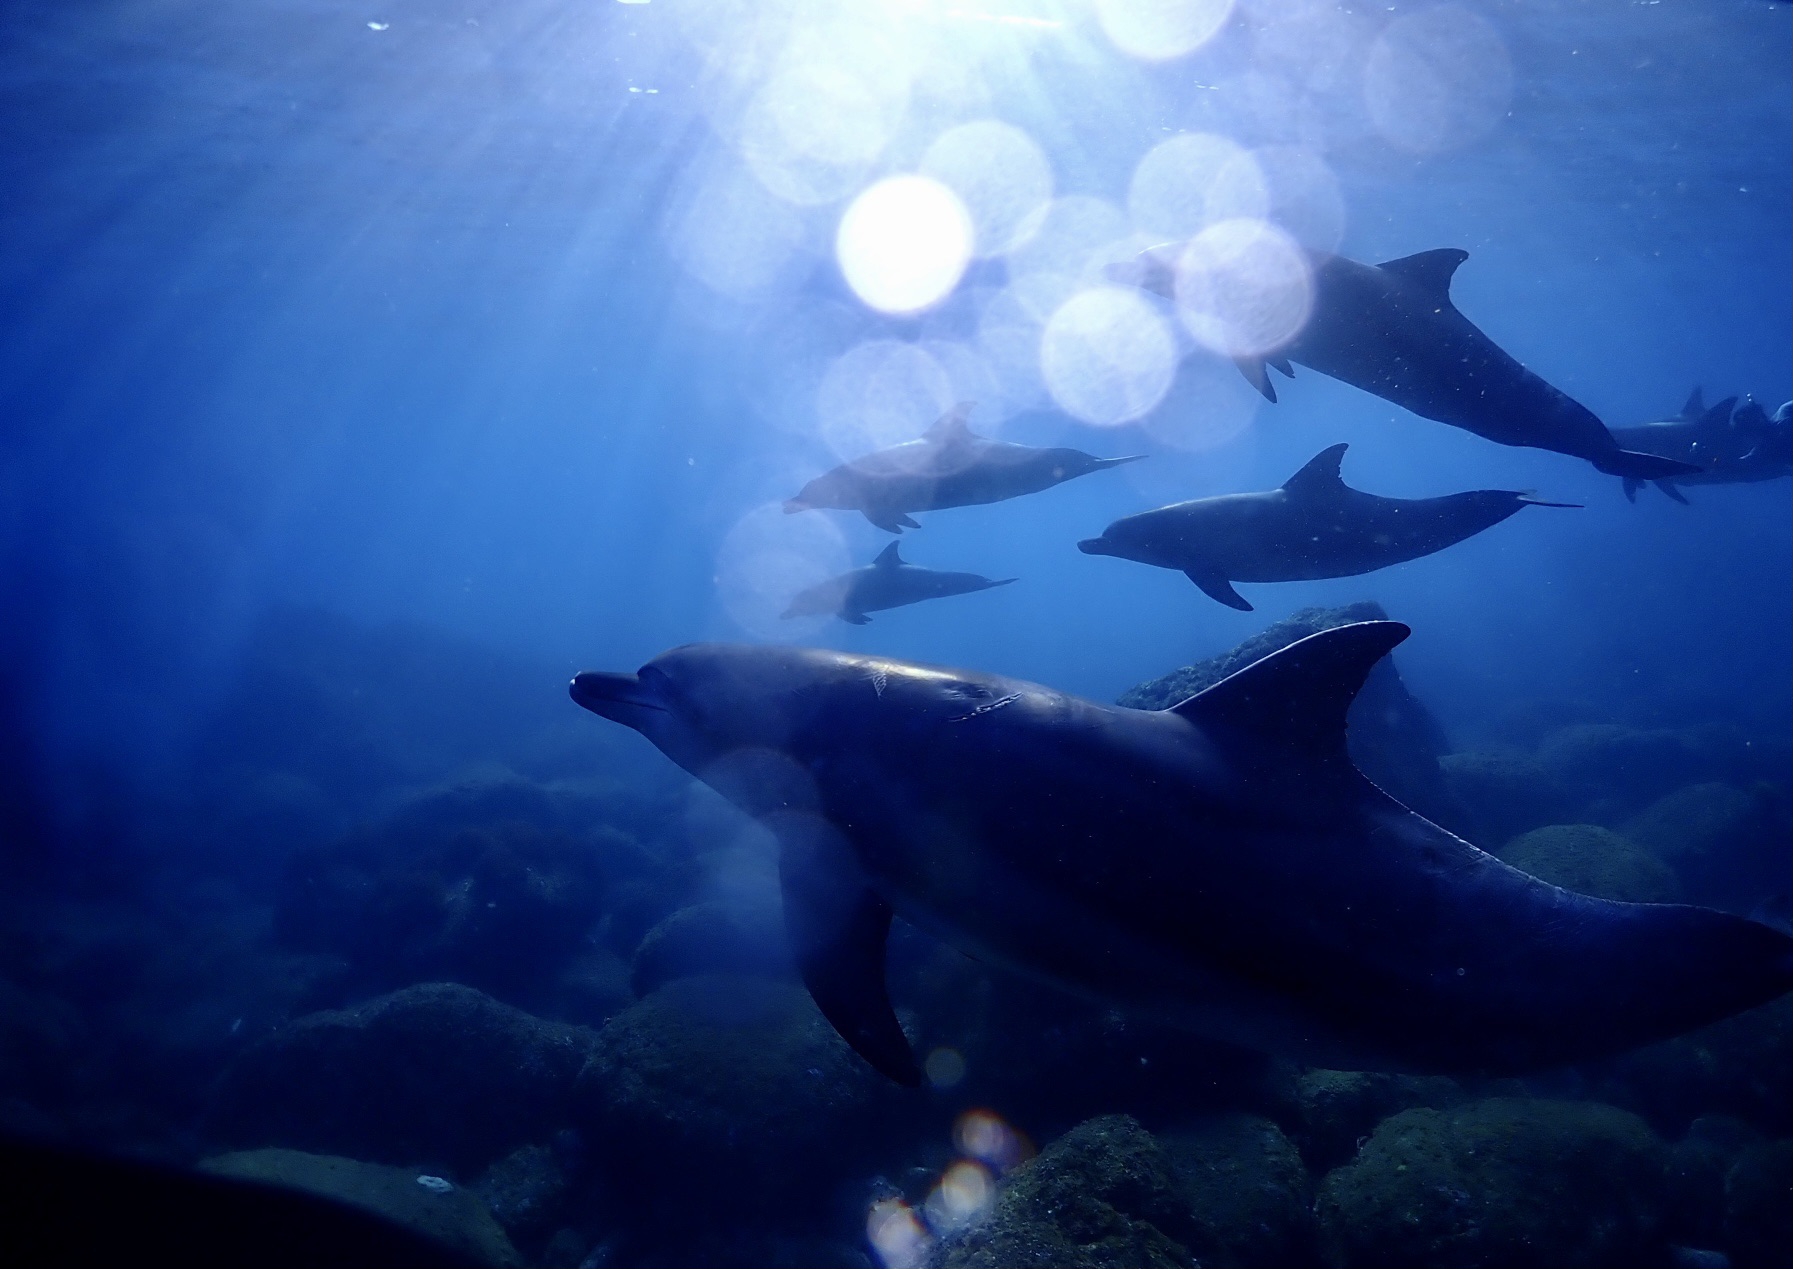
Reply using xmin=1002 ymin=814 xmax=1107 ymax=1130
xmin=569 ymin=671 xmax=665 ymax=728
xmin=1098 ymin=455 xmax=1148 ymax=469
xmin=1077 ymin=538 xmax=1114 ymax=556
xmin=782 ymin=498 xmax=806 ymax=514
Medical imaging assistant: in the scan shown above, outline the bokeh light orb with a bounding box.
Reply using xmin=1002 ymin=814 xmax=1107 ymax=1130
xmin=715 ymin=502 xmax=852 ymax=639
xmin=837 ymin=176 xmax=974 ymax=315
xmin=816 ymin=340 xmax=954 ymax=463
xmin=1128 ymin=133 xmax=1268 ymax=243
xmin=1174 ymin=218 xmax=1313 ymax=358
xmin=921 ymin=121 xmax=1054 ymax=258
xmin=1365 ymin=4 xmax=1513 ymax=154
xmin=924 ymin=1046 xmax=967 ymax=1088
xmin=1040 ymin=286 xmax=1177 ymax=426
xmin=867 ymin=1197 xmax=931 ymax=1269
xmin=1097 ymin=0 xmax=1236 ymax=61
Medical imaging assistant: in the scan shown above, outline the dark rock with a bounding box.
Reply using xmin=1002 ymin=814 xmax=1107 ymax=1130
xmin=474 ymin=1144 xmax=569 ymax=1245
xmin=1665 ymin=1117 xmax=1766 ymax=1248
xmin=1160 ymin=1114 xmax=1313 ymax=1267
xmin=1315 ymin=1098 xmax=1669 ymax=1268
xmin=1291 ymin=1068 xmax=1464 ymax=1172
xmin=1590 ymin=999 xmax=1792 ymax=1139
xmin=200 ymin=1147 xmax=520 ymax=1267
xmin=1723 ymin=1139 xmax=1792 ymax=1269
xmin=1439 ymin=750 xmax=1577 ymax=850
xmin=629 ymin=901 xmax=792 ymax=998
xmin=1118 ymin=603 xmax=1465 ymax=831
xmin=546 ymin=947 xmax=634 ymax=1028
xmin=1622 ymin=783 xmax=1789 ymax=910
xmin=933 ymin=1115 xmax=1201 ymax=1268
xmin=1534 ymin=724 xmax=1736 ymax=819
xmin=1501 ymin=824 xmax=1682 ymax=903
xmin=208 ymin=982 xmax=595 ymax=1175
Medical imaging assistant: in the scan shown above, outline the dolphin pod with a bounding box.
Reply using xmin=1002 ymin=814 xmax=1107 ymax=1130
xmin=1612 ymin=388 xmax=1793 ymax=503
xmin=571 ymin=624 xmax=1793 ymax=1086
xmin=781 ymin=542 xmax=1016 ymax=625
xmin=1111 ymin=245 xmax=1702 ymax=482
xmin=1077 ymin=443 xmax=1579 ymax=610
xmin=783 ymin=403 xmax=1144 ymax=533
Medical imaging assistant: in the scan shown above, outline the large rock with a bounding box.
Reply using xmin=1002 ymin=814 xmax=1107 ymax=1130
xmin=628 ymin=901 xmax=792 ymax=998
xmin=1160 ymin=1114 xmax=1313 ymax=1267
xmin=1500 ymin=824 xmax=1682 ymax=904
xmin=208 ymin=983 xmax=595 ymax=1175
xmin=1591 ymin=998 xmax=1792 ymax=1140
xmin=1621 ymin=782 xmax=1789 ymax=909
xmin=1438 ymin=750 xmax=1576 ymax=850
xmin=1533 ymin=724 xmax=1739 ymax=818
xmin=1119 ymin=603 xmax=1465 ymax=830
xmin=1290 ymin=1068 xmax=1464 ymax=1172
xmin=1315 ymin=1098 xmax=1668 ymax=1267
xmin=200 ymin=1148 xmax=520 ymax=1267
xmin=934 ymin=1115 xmax=1202 ymax=1269
xmin=1663 ymin=1116 xmax=1764 ymax=1248
xmin=1724 ymin=1138 xmax=1793 ymax=1269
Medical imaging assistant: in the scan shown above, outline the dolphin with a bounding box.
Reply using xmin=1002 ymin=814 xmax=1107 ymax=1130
xmin=784 ymin=403 xmax=1144 ymax=533
xmin=1611 ymin=388 xmax=1792 ymax=503
xmin=1076 ymin=443 xmax=1578 ymax=610
xmin=781 ymin=542 xmax=1017 ymax=625
xmin=1110 ymin=246 xmax=1700 ymax=482
xmin=570 ymin=624 xmax=1792 ymax=1086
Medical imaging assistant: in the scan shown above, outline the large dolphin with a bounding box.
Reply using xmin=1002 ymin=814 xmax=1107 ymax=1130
xmin=1077 ymin=443 xmax=1577 ymax=610
xmin=784 ymin=404 xmax=1144 ymax=533
xmin=1611 ymin=388 xmax=1793 ymax=503
xmin=1111 ymin=247 xmax=1700 ymax=482
xmin=570 ymin=624 xmax=1791 ymax=1085
xmin=781 ymin=542 xmax=1016 ymax=625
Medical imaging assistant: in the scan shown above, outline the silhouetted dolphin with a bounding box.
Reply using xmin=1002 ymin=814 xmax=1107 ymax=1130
xmin=1111 ymin=247 xmax=1699 ymax=482
xmin=784 ymin=404 xmax=1144 ymax=533
xmin=570 ymin=624 xmax=1791 ymax=1085
xmin=1612 ymin=388 xmax=1792 ymax=502
xmin=781 ymin=542 xmax=1016 ymax=625
xmin=1077 ymin=443 xmax=1578 ymax=610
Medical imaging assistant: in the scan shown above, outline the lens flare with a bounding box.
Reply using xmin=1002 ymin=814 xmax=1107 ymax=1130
xmin=1097 ymin=0 xmax=1236 ymax=61
xmin=1040 ymin=286 xmax=1176 ymax=426
xmin=1364 ymin=5 xmax=1514 ymax=154
xmin=1127 ymin=133 xmax=1268 ymax=243
xmin=715 ymin=502 xmax=851 ymax=638
xmin=816 ymin=340 xmax=955 ymax=464
xmin=1173 ymin=219 xmax=1313 ymax=359
xmin=921 ymin=121 xmax=1054 ymax=258
xmin=924 ymin=1046 xmax=967 ymax=1088
xmin=837 ymin=176 xmax=974 ymax=315
xmin=867 ymin=1197 xmax=932 ymax=1269
xmin=923 ymin=1159 xmax=994 ymax=1234
xmin=953 ymin=1109 xmax=1034 ymax=1172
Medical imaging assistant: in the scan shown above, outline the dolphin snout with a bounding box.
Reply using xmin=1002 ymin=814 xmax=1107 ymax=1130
xmin=1078 ymin=537 xmax=1115 ymax=556
xmin=570 ymin=670 xmax=665 ymax=726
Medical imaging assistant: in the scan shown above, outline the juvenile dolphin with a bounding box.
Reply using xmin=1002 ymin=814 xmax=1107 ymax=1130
xmin=781 ymin=542 xmax=1016 ymax=625
xmin=784 ymin=404 xmax=1144 ymax=533
xmin=1077 ymin=443 xmax=1578 ymax=610
xmin=1111 ymin=247 xmax=1699 ymax=482
xmin=570 ymin=625 xmax=1791 ymax=1085
xmin=1611 ymin=388 xmax=1792 ymax=502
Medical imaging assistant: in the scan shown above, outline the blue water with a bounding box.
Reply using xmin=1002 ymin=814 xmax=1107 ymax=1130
xmin=2 ymin=0 xmax=1789 ymax=1265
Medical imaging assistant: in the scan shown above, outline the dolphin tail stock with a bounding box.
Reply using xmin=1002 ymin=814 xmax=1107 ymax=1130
xmin=1654 ymin=480 xmax=1690 ymax=505
xmin=1514 ymin=492 xmax=1582 ymax=509
xmin=1593 ymin=448 xmax=1703 ymax=480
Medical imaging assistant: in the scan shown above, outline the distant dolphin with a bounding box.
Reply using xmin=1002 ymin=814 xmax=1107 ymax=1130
xmin=1077 ymin=443 xmax=1578 ymax=610
xmin=784 ymin=404 xmax=1144 ymax=533
xmin=570 ymin=624 xmax=1792 ymax=1085
xmin=781 ymin=542 xmax=1016 ymax=625
xmin=1110 ymin=246 xmax=1700 ymax=482
xmin=1611 ymin=388 xmax=1792 ymax=503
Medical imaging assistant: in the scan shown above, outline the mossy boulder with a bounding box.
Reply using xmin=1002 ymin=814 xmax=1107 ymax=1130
xmin=628 ymin=901 xmax=791 ymax=998
xmin=1315 ymin=1098 xmax=1668 ymax=1267
xmin=200 ymin=1148 xmax=520 ymax=1267
xmin=1533 ymin=724 xmax=1727 ymax=816
xmin=1590 ymin=998 xmax=1793 ymax=1138
xmin=1724 ymin=1138 xmax=1793 ymax=1269
xmin=1160 ymin=1114 xmax=1313 ymax=1267
xmin=1664 ymin=1116 xmax=1764 ymax=1248
xmin=1621 ymin=782 xmax=1788 ymax=908
xmin=1501 ymin=824 xmax=1682 ymax=904
xmin=934 ymin=1115 xmax=1201 ymax=1268
xmin=1291 ymin=1068 xmax=1464 ymax=1172
xmin=1438 ymin=750 xmax=1576 ymax=849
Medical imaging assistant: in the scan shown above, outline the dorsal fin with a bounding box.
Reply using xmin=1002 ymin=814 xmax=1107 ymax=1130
xmin=1696 ymin=396 xmax=1737 ymax=431
xmin=1680 ymin=387 xmax=1705 ymax=418
xmin=872 ymin=541 xmax=903 ymax=569
xmin=1283 ymin=443 xmax=1350 ymax=496
xmin=1377 ymin=248 xmax=1468 ymax=300
xmin=924 ymin=402 xmax=976 ymax=444
xmin=1166 ymin=622 xmax=1411 ymax=769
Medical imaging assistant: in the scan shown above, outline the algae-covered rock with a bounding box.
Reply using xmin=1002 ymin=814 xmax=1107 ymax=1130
xmin=1591 ymin=997 xmax=1792 ymax=1139
xmin=1501 ymin=824 xmax=1683 ymax=904
xmin=1724 ymin=1138 xmax=1793 ymax=1269
xmin=1315 ymin=1098 xmax=1668 ymax=1267
xmin=1664 ymin=1116 xmax=1765 ymax=1248
xmin=1291 ymin=1068 xmax=1464 ymax=1172
xmin=1160 ymin=1114 xmax=1313 ymax=1267
xmin=473 ymin=1144 xmax=569 ymax=1245
xmin=1439 ymin=750 xmax=1576 ymax=849
xmin=573 ymin=974 xmax=894 ymax=1213
xmin=208 ymin=982 xmax=595 ymax=1174
xmin=628 ymin=901 xmax=791 ymax=998
xmin=934 ymin=1115 xmax=1200 ymax=1268
xmin=1534 ymin=724 xmax=1723 ymax=816
xmin=200 ymin=1148 xmax=520 ymax=1266
xmin=1621 ymin=782 xmax=1788 ymax=908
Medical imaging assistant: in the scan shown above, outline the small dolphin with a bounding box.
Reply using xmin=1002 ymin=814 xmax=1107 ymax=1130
xmin=781 ymin=542 xmax=1017 ymax=625
xmin=1612 ymin=388 xmax=1793 ymax=503
xmin=570 ymin=625 xmax=1792 ymax=1085
xmin=1077 ymin=443 xmax=1578 ymax=610
xmin=784 ymin=403 xmax=1144 ymax=533
xmin=1111 ymin=246 xmax=1699 ymax=482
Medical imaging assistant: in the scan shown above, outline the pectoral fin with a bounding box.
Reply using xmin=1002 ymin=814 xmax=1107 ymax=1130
xmin=1235 ymin=357 xmax=1277 ymax=403
xmin=1655 ymin=480 xmax=1690 ymax=505
xmin=840 ymin=611 xmax=872 ymax=625
xmin=863 ymin=506 xmax=920 ymax=533
xmin=1184 ymin=566 xmax=1252 ymax=610
xmin=779 ymin=822 xmax=921 ymax=1086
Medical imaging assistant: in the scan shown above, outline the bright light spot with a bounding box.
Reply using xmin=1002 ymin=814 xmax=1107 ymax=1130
xmin=1005 ymin=196 xmax=1131 ymax=322
xmin=868 ymin=1197 xmax=932 ymax=1269
xmin=953 ymin=1109 xmax=1034 ymax=1172
xmin=1253 ymin=145 xmax=1345 ymax=252
xmin=1365 ymin=5 xmax=1513 ymax=153
xmin=1128 ymin=133 xmax=1268 ymax=242
xmin=366 ymin=20 xmax=389 ymax=30
xmin=1097 ymin=0 xmax=1235 ymax=60
xmin=741 ymin=52 xmax=909 ymax=205
xmin=924 ymin=1160 xmax=994 ymax=1234
xmin=837 ymin=176 xmax=973 ymax=315
xmin=921 ymin=121 xmax=1054 ymax=258
xmin=1040 ymin=287 xmax=1176 ymax=426
xmin=1174 ymin=219 xmax=1313 ymax=358
xmin=715 ymin=503 xmax=851 ymax=638
xmin=817 ymin=340 xmax=955 ymax=464
xmin=924 ymin=1047 xmax=967 ymax=1087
